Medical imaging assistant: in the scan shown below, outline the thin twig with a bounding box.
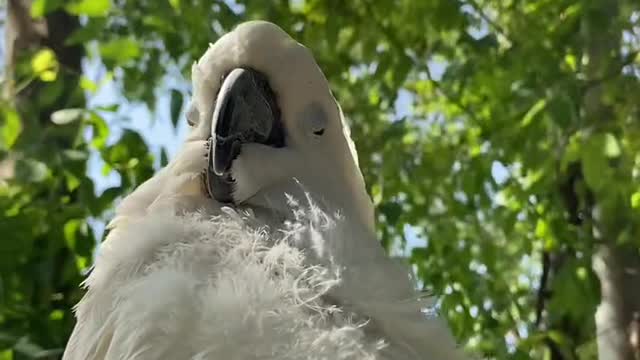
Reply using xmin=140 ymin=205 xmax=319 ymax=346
xmin=462 ymin=0 xmax=511 ymax=42
xmin=535 ymin=251 xmax=551 ymax=327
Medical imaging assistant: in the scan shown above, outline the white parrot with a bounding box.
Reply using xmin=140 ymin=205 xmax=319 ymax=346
xmin=63 ymin=21 xmax=465 ymax=360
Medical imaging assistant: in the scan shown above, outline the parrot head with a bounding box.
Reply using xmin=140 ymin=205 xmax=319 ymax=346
xmin=186 ymin=21 xmax=375 ymax=231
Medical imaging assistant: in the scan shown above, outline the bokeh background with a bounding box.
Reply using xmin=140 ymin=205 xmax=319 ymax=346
xmin=1 ymin=0 xmax=640 ymax=359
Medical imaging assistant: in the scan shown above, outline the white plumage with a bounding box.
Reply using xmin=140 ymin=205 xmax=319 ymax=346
xmin=63 ymin=21 xmax=464 ymax=360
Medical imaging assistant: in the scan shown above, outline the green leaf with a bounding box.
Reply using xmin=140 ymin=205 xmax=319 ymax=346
xmin=30 ymin=0 xmax=64 ymax=18
xmin=66 ymin=18 xmax=107 ymax=45
xmin=169 ymin=0 xmax=181 ymax=11
xmin=170 ymin=89 xmax=183 ymax=128
xmin=66 ymin=0 xmax=111 ymax=17
xmin=94 ymin=104 xmax=118 ymax=112
xmin=1 ymin=108 xmax=22 ymax=150
xmin=401 ymin=131 xmax=418 ymax=145
xmin=564 ymin=54 xmax=577 ymax=71
xmin=0 ymin=349 xmax=13 ymax=360
xmin=63 ymin=219 xmax=82 ymax=250
xmin=89 ymin=112 xmax=110 ymax=149
xmin=30 ymin=0 xmax=46 ymax=17
xmin=80 ymin=76 xmax=99 ymax=93
xmin=535 ymin=219 xmax=548 ymax=238
xmin=63 ymin=171 xmax=81 ymax=191
xmin=51 ymin=108 xmax=84 ymax=125
xmin=521 ymin=99 xmax=547 ymax=127
xmin=603 ymin=133 xmax=621 ymax=158
xmin=631 ymin=192 xmax=640 ymax=209
xmin=371 ymin=183 xmax=383 ymax=205
xmin=581 ymin=134 xmax=611 ymax=192
xmin=31 ymin=49 xmax=59 ymax=82
xmin=99 ymin=38 xmax=141 ymax=66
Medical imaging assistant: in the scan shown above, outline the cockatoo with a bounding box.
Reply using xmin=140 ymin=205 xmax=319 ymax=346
xmin=63 ymin=21 xmax=464 ymax=360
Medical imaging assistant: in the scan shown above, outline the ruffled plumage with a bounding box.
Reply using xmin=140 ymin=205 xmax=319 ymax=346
xmin=64 ymin=192 xmax=462 ymax=360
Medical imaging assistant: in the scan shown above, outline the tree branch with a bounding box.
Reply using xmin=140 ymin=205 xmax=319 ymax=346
xmin=358 ymin=0 xmax=480 ymax=124
xmin=461 ymin=0 xmax=511 ymax=43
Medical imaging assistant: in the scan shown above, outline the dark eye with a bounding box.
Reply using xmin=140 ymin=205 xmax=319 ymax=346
xmin=313 ymin=128 xmax=325 ymax=136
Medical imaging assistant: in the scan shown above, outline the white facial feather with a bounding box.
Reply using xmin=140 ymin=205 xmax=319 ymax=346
xmin=188 ymin=21 xmax=375 ymax=233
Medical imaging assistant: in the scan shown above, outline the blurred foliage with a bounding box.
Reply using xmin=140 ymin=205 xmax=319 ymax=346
xmin=1 ymin=0 xmax=640 ymax=359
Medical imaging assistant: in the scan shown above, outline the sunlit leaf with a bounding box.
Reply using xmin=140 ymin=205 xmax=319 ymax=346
xmin=89 ymin=113 xmax=110 ymax=149
xmin=66 ymin=0 xmax=111 ymax=17
xmin=64 ymin=219 xmax=82 ymax=250
xmin=64 ymin=171 xmax=81 ymax=191
xmin=30 ymin=0 xmax=63 ymax=18
xmin=521 ymin=99 xmax=547 ymax=127
xmin=603 ymin=133 xmax=621 ymax=158
xmin=631 ymin=192 xmax=640 ymax=209
xmin=31 ymin=49 xmax=59 ymax=82
xmin=0 ymin=108 xmax=22 ymax=150
xmin=99 ymin=38 xmax=141 ymax=66
xmin=80 ymin=76 xmax=99 ymax=93
xmin=402 ymin=131 xmax=418 ymax=145
xmin=564 ymin=54 xmax=577 ymax=72
xmin=169 ymin=0 xmax=181 ymax=11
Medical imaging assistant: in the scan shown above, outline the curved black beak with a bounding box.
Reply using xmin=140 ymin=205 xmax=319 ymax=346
xmin=205 ymin=68 xmax=285 ymax=202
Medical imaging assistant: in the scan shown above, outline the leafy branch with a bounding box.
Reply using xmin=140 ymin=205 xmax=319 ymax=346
xmin=357 ymin=0 xmax=480 ymax=124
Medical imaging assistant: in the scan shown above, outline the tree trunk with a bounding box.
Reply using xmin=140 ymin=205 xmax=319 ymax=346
xmin=594 ymin=246 xmax=640 ymax=360
xmin=582 ymin=2 xmax=640 ymax=359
